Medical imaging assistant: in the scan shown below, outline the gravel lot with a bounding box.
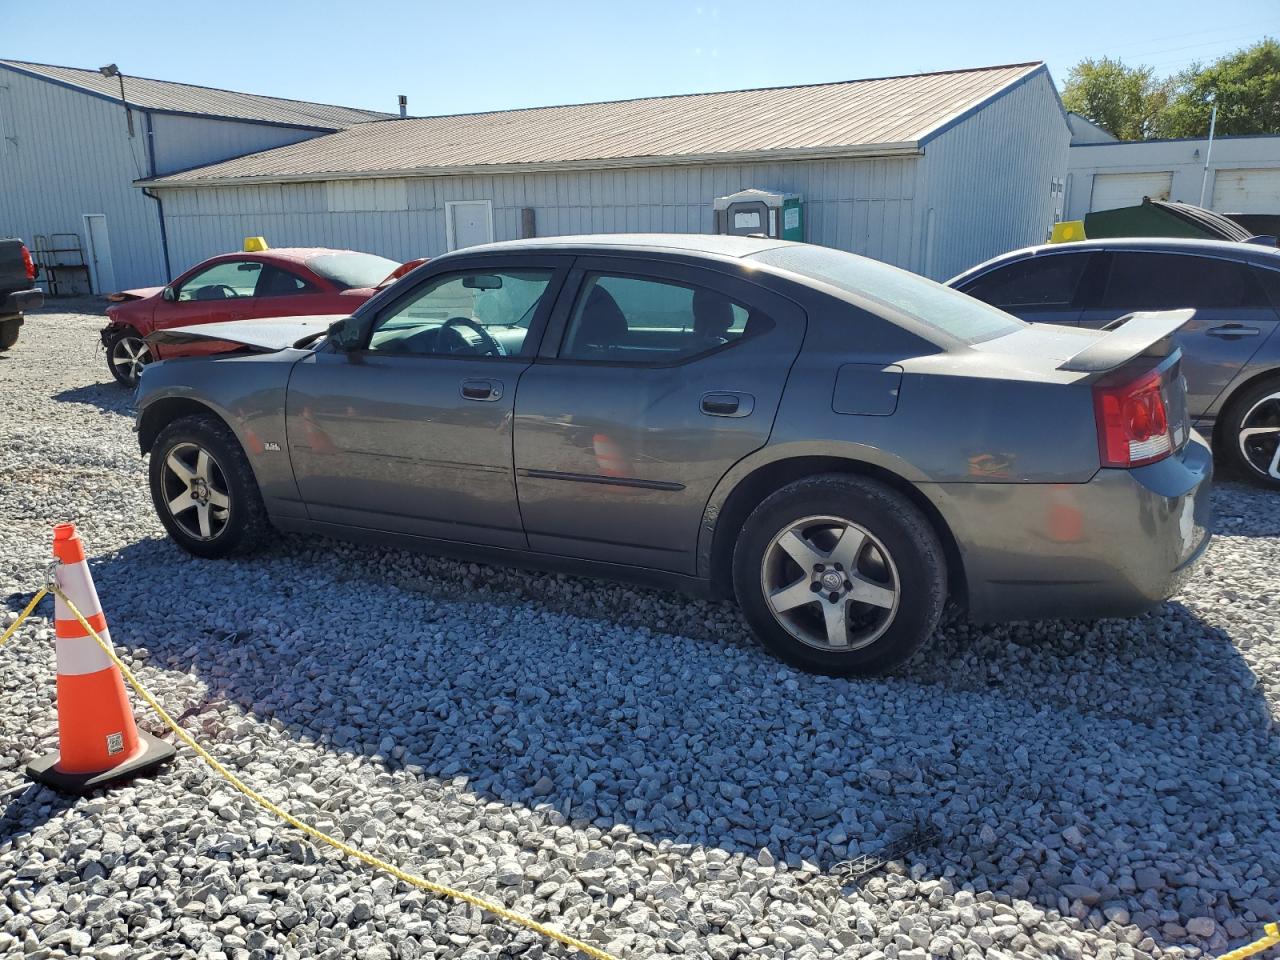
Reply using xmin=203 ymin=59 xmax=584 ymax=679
xmin=2 ymin=300 xmax=1278 ymax=960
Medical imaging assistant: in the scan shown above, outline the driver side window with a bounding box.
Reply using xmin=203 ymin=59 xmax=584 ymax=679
xmin=368 ymin=269 xmax=553 ymax=357
xmin=177 ymin=260 xmax=261 ymax=301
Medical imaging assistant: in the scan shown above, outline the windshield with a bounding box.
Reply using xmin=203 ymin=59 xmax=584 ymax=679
xmin=307 ymin=252 xmax=400 ymax=290
xmin=750 ymin=245 xmax=1024 ymax=343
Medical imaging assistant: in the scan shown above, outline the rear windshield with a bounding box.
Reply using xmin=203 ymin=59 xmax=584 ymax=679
xmin=307 ymin=252 xmax=400 ymax=290
xmin=750 ymin=245 xmax=1025 ymax=343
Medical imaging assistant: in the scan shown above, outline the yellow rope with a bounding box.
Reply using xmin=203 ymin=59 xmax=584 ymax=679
xmin=1217 ymin=924 xmax=1280 ymax=960
xmin=5 ymin=585 xmax=617 ymax=960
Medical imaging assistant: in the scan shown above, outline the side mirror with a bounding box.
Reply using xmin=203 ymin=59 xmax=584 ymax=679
xmin=327 ymin=316 xmax=364 ymax=352
xmin=162 ymin=286 xmax=176 ymax=302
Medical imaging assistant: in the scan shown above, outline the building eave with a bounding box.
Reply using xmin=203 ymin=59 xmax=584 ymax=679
xmin=135 ymin=141 xmax=924 ymax=189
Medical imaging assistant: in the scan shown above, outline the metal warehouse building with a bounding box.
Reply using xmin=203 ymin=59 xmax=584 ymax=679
xmin=1066 ymin=133 xmax=1280 ymax=222
xmin=0 ymin=60 xmax=392 ymax=292
xmin=141 ymin=62 xmax=1069 ymax=282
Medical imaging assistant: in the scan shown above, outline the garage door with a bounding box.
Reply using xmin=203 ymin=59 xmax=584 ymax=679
xmin=1212 ymin=168 xmax=1280 ymax=214
xmin=1089 ymin=171 xmax=1174 ymax=212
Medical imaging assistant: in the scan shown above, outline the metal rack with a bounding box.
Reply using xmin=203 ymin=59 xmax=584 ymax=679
xmin=32 ymin=233 xmax=91 ymax=296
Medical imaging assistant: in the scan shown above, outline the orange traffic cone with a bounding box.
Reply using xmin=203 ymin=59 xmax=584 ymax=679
xmin=26 ymin=523 xmax=175 ymax=794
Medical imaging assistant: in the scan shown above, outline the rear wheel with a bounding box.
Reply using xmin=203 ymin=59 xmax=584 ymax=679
xmin=0 ymin=318 xmax=20 ymax=351
xmin=149 ymin=415 xmax=270 ymax=557
xmin=1221 ymin=377 xmax=1280 ymax=489
xmin=732 ymin=475 xmax=947 ymax=676
xmin=105 ymin=328 xmax=151 ymax=386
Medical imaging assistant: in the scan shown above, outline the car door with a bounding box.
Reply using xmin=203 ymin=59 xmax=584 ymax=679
xmin=285 ymin=256 xmax=568 ymax=548
xmin=512 ymin=257 xmax=806 ymax=573
xmin=954 ymin=251 xmax=1097 ymax=326
xmin=152 ymin=258 xmax=262 ymax=330
xmin=1077 ymin=251 xmax=1277 ymax=417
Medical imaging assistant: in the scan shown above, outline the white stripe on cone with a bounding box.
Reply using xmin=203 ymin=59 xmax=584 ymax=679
xmin=54 ymin=629 xmax=116 ymax=676
xmin=54 ymin=563 xmax=104 ymax=623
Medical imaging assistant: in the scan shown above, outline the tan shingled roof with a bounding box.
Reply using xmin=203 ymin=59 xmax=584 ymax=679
xmin=144 ymin=62 xmax=1047 ymax=186
xmin=1 ymin=60 xmax=393 ymax=129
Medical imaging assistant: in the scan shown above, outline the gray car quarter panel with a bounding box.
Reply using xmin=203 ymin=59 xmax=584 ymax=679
xmin=511 ymin=255 xmax=808 ymax=574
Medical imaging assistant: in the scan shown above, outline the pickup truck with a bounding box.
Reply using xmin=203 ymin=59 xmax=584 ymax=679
xmin=0 ymin=238 xmax=44 ymax=351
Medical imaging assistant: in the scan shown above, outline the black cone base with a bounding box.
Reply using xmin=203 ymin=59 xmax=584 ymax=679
xmin=26 ymin=731 xmax=176 ymax=795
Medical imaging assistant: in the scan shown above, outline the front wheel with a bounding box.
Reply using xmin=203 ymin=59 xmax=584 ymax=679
xmin=148 ymin=415 xmax=270 ymax=558
xmin=1220 ymin=377 xmax=1280 ymax=489
xmin=732 ymin=475 xmax=947 ymax=676
xmin=0 ymin=317 xmax=20 ymax=351
xmin=105 ymin=328 xmax=151 ymax=386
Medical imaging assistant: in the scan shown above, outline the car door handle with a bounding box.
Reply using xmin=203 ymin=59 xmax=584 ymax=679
xmin=700 ymin=391 xmax=754 ymax=417
xmin=1207 ymin=323 xmax=1260 ymax=338
xmin=460 ymin=379 xmax=503 ymax=401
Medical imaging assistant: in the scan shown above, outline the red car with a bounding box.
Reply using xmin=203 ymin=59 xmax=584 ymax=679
xmin=100 ymin=247 xmax=421 ymax=385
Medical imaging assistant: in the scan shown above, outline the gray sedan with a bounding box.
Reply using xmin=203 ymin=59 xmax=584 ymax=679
xmin=135 ymin=235 xmax=1212 ymax=676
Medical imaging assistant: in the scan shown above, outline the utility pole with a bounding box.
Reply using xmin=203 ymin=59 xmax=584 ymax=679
xmin=1198 ymin=101 xmax=1217 ymax=208
xmin=98 ymin=63 xmax=134 ymax=138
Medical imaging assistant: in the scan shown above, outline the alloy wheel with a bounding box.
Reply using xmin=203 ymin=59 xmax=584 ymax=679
xmin=1238 ymin=391 xmax=1280 ymax=481
xmin=110 ymin=335 xmax=151 ymax=384
xmin=160 ymin=442 xmax=231 ymax=541
xmin=760 ymin=515 xmax=900 ymax=651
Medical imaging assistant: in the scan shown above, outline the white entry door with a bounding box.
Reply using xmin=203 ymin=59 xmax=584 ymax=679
xmin=83 ymin=214 xmax=117 ymax=293
xmin=446 ymin=200 xmax=494 ymax=250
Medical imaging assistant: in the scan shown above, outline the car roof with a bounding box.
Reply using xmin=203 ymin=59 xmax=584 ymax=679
xmin=208 ymin=247 xmax=386 ymax=266
xmin=451 ymin=233 xmax=794 ymax=259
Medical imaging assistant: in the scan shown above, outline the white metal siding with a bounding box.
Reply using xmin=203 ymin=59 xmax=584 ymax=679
xmin=157 ymin=156 xmax=921 ymax=275
xmin=1211 ymin=168 xmax=1280 ymax=214
xmin=915 ymin=69 xmax=1069 ymax=279
xmin=150 ymin=114 xmax=325 ymax=177
xmin=0 ymin=66 xmax=166 ymax=289
xmin=1090 ymin=171 xmax=1173 ymax=211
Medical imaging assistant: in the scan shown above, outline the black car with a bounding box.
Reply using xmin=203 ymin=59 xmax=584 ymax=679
xmin=951 ymin=238 xmax=1280 ymax=488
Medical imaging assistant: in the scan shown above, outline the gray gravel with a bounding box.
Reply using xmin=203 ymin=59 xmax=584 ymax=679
xmin=2 ymin=301 xmax=1279 ymax=960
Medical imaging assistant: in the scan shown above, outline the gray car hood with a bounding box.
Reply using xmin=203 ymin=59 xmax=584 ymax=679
xmin=145 ymin=315 xmax=344 ymax=352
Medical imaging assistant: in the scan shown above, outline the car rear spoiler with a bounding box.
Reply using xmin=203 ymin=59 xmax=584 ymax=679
xmin=1055 ymin=309 xmax=1193 ymax=373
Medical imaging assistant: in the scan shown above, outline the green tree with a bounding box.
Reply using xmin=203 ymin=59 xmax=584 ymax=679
xmin=1061 ymin=58 xmax=1170 ymax=140
xmin=1157 ymin=38 xmax=1280 ymax=137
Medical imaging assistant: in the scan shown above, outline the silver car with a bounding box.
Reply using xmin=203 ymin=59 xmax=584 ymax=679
xmin=136 ymin=235 xmax=1212 ymax=676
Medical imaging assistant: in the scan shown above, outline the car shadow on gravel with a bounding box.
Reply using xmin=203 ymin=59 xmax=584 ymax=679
xmin=86 ymin=533 xmax=1279 ymax=956
xmin=51 ymin=383 xmax=134 ymax=416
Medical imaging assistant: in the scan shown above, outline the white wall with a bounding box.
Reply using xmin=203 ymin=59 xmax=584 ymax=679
xmin=1066 ymin=135 xmax=1280 ymax=219
xmin=0 ymin=65 xmax=166 ymax=290
xmin=917 ymin=67 xmax=1070 ymax=279
xmin=150 ymin=114 xmax=328 ymax=177
xmin=154 ymin=155 xmax=923 ymax=277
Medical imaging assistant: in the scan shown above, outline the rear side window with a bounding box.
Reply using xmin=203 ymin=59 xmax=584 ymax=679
xmin=963 ymin=254 xmax=1090 ymax=308
xmin=255 ymin=265 xmax=314 ymax=298
xmin=1253 ymin=266 xmax=1280 ymax=312
xmin=1101 ymin=253 xmax=1262 ymax=310
xmin=751 ymin=244 xmax=1022 ymax=343
xmin=560 ymin=273 xmax=764 ymax=363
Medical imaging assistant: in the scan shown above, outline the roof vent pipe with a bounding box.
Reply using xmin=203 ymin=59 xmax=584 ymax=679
xmin=398 ymin=95 xmax=407 ymax=118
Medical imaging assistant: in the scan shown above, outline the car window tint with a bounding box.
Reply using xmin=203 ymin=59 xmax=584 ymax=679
xmin=1101 ymin=253 xmax=1260 ymax=310
xmin=560 ymin=273 xmax=763 ymax=364
xmin=750 ymin=244 xmax=1022 ymax=343
xmin=963 ymin=254 xmax=1089 ymax=307
xmin=368 ymin=269 xmax=553 ymax=357
xmin=1253 ymin=266 xmax=1280 ymax=312
xmin=255 ymin=265 xmax=314 ymax=298
xmin=177 ymin=261 xmax=260 ymax=301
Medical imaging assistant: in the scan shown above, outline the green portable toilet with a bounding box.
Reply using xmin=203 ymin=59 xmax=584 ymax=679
xmin=713 ymin=188 xmax=804 ymax=241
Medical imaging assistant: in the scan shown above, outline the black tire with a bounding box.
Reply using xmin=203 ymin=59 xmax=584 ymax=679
xmin=0 ymin=317 xmax=20 ymax=351
xmin=1219 ymin=376 xmax=1280 ymax=489
xmin=149 ymin=415 xmax=271 ymax=558
xmin=104 ymin=327 xmax=151 ymax=386
xmin=732 ymin=474 xmax=947 ymax=676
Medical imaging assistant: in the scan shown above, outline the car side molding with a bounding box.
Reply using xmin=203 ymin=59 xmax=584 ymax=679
xmin=1056 ymin=309 xmax=1195 ymax=373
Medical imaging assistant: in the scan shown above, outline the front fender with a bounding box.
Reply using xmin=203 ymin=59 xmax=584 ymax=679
xmin=135 ymin=352 xmax=306 ymax=519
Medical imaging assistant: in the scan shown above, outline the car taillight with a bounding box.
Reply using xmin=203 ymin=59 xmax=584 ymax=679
xmin=20 ymin=244 xmax=36 ymax=281
xmin=1093 ymin=369 xmax=1173 ymax=468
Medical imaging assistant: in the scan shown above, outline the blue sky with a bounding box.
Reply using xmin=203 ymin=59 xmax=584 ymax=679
xmin=6 ymin=0 xmax=1278 ymax=117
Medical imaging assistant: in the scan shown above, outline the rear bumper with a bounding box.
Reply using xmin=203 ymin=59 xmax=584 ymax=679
xmin=924 ymin=432 xmax=1213 ymax=622
xmin=1 ymin=288 xmax=43 ymax=318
